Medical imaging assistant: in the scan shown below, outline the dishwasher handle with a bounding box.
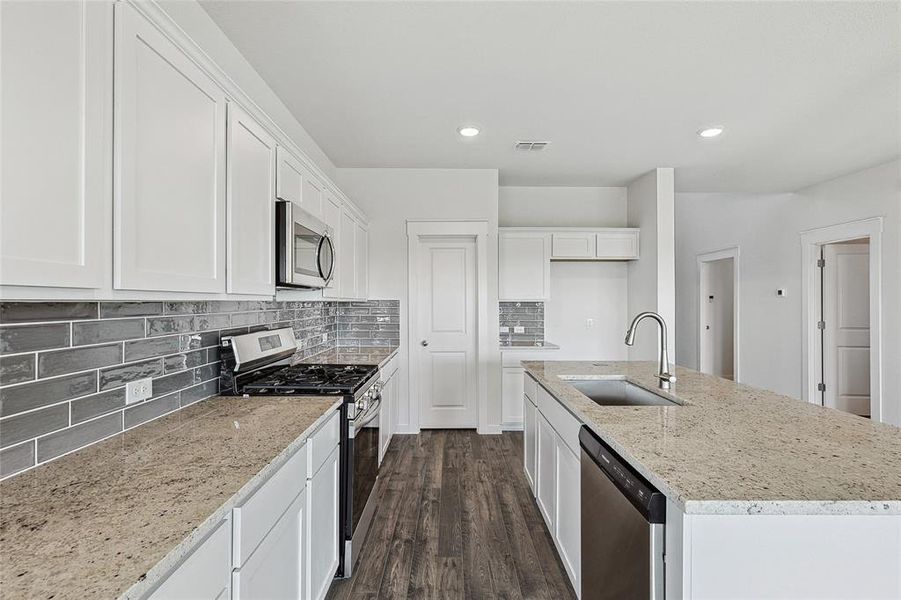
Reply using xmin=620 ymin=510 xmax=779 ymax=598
xmin=579 ymin=426 xmax=666 ymax=524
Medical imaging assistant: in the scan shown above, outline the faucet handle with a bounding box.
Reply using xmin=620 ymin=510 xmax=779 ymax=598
xmin=656 ymin=372 xmax=677 ymax=389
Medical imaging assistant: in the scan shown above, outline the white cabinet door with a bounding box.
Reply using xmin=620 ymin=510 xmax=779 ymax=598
xmin=551 ymin=233 xmax=596 ymax=259
xmin=1 ymin=0 xmax=111 ymax=288
xmin=379 ymin=373 xmax=395 ymax=463
xmin=321 ymin=194 xmax=342 ymax=298
xmin=355 ymin=223 xmax=368 ymax=300
xmin=499 ymin=233 xmax=550 ymax=300
xmin=233 ymin=489 xmax=305 ymax=600
xmin=302 ymin=171 xmax=325 ymax=220
xmin=502 ymin=367 xmax=525 ymax=428
xmin=226 ymin=104 xmax=276 ymax=296
xmin=536 ymin=411 xmax=556 ymax=530
xmin=523 ymin=396 xmax=537 ymax=493
xmin=149 ymin=517 xmax=231 ymax=600
xmin=276 ymin=146 xmax=303 ymax=205
xmin=339 ymin=209 xmax=358 ymax=299
xmin=114 ymin=2 xmax=226 ymax=293
xmin=308 ymin=446 xmax=340 ymax=600
xmin=555 ymin=437 xmax=581 ymax=597
xmin=595 ymin=230 xmax=639 ymax=260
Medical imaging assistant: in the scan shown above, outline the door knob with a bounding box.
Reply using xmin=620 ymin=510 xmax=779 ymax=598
xmin=421 ymin=340 xmax=429 ymax=347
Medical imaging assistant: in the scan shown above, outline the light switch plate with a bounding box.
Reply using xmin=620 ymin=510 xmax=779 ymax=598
xmin=126 ymin=378 xmax=153 ymax=404
xmin=513 ymin=326 xmax=525 ymax=334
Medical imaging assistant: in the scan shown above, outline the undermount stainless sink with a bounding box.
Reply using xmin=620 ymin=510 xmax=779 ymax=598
xmin=563 ymin=378 xmax=680 ymax=407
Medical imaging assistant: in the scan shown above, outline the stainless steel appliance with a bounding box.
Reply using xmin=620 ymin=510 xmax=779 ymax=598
xmin=275 ymin=200 xmax=335 ymax=289
xmin=220 ymin=327 xmax=381 ymax=578
xmin=579 ymin=425 xmax=666 ymax=600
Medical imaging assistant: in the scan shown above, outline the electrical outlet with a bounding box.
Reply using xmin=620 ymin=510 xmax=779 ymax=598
xmin=321 ymin=333 xmax=328 ymax=342
xmin=513 ymin=326 xmax=525 ymax=334
xmin=500 ymin=326 xmax=509 ymax=333
xmin=126 ymin=378 xmax=153 ymax=404
xmin=586 ymin=318 xmax=595 ymax=329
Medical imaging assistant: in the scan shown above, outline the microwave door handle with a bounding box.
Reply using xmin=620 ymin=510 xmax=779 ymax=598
xmin=283 ymin=202 xmax=296 ymax=281
xmin=318 ymin=235 xmax=335 ymax=284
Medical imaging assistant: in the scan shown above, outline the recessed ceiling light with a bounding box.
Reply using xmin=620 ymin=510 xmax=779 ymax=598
xmin=698 ymin=127 xmax=724 ymax=138
xmin=458 ymin=126 xmax=480 ymax=137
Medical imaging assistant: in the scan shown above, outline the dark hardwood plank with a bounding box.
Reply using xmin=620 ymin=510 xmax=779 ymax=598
xmin=327 ymin=431 xmax=576 ymax=600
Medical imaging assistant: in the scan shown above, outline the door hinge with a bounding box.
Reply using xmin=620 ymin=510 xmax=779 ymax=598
xmin=817 ymin=258 xmax=826 ymax=268
xmin=817 ymin=321 xmax=826 ymax=330
xmin=817 ymin=382 xmax=826 ymax=392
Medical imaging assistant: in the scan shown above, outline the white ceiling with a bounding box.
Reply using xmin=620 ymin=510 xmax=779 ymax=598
xmin=200 ymin=1 xmax=900 ymax=192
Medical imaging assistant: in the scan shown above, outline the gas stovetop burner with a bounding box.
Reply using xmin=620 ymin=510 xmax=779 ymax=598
xmin=240 ymin=363 xmax=378 ymax=395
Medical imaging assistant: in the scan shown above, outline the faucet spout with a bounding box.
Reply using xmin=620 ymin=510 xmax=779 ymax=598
xmin=624 ymin=312 xmax=676 ymax=390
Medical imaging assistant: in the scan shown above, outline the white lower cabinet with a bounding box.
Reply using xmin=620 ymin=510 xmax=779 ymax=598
xmin=536 ymin=411 xmax=557 ymax=528
xmin=554 ymin=437 xmax=581 ymax=597
xmin=379 ymin=361 xmax=398 ymax=463
xmin=502 ymin=367 xmax=526 ymax=429
xmin=233 ymin=489 xmax=306 ymax=600
xmin=523 ymin=395 xmax=537 ymax=492
xmin=307 ymin=445 xmax=341 ymax=600
xmin=148 ymin=517 xmax=231 ymax=600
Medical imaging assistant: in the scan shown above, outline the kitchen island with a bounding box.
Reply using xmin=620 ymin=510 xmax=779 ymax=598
xmin=521 ymin=360 xmax=901 ymax=599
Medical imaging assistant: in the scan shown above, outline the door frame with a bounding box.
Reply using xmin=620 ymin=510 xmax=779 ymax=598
xmin=696 ymin=247 xmax=740 ymax=382
xmin=800 ymin=217 xmax=883 ymax=421
xmin=406 ymin=220 xmax=490 ymax=434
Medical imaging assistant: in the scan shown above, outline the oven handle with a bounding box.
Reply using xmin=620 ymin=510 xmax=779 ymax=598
xmin=353 ymin=396 xmax=382 ymax=430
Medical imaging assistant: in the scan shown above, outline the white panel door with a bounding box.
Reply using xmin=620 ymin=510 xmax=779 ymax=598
xmin=307 ymin=446 xmax=340 ymax=600
xmin=149 ymin=518 xmax=231 ymax=600
xmin=555 ymin=437 xmax=581 ymax=596
xmin=226 ymin=104 xmax=276 ymax=296
xmin=355 ymin=223 xmax=368 ymax=300
xmin=233 ymin=489 xmax=305 ymax=600
xmin=523 ymin=396 xmax=537 ymax=493
xmin=339 ymin=209 xmax=358 ymax=299
xmin=415 ymin=237 xmax=478 ymax=428
xmin=1 ymin=0 xmax=111 ymax=288
xmin=824 ymin=243 xmax=870 ymax=416
xmin=114 ymin=2 xmax=226 ymax=292
xmin=499 ymin=233 xmax=551 ymax=300
xmin=321 ymin=194 xmax=342 ymax=298
xmin=536 ymin=411 xmax=556 ymax=529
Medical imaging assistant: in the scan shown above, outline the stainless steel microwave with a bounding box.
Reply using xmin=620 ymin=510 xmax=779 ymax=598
xmin=276 ymin=200 xmax=335 ymax=289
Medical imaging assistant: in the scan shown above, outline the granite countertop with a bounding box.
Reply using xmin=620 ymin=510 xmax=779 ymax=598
xmin=0 ymin=395 xmax=341 ymax=600
xmin=522 ymin=360 xmax=901 ymax=516
xmin=299 ymin=346 xmax=399 ymax=369
xmin=500 ymin=340 xmax=560 ymax=350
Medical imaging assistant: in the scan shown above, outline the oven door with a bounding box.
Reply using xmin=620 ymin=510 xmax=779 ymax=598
xmin=276 ymin=200 xmax=335 ymax=288
xmin=344 ymin=392 xmax=380 ymax=576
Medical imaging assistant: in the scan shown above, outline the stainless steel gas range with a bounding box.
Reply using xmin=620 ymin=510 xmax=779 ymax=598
xmin=220 ymin=327 xmax=381 ymax=579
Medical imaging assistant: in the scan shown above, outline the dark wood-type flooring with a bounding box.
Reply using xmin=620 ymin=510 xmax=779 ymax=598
xmin=326 ymin=430 xmax=577 ymax=600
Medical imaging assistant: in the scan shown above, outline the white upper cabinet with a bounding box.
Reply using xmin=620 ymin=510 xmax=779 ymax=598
xmin=551 ymin=232 xmax=596 ymax=259
xmin=321 ymin=193 xmax=343 ymax=298
xmin=339 ymin=209 xmax=358 ymax=299
xmin=226 ymin=104 xmax=276 ymax=296
xmin=355 ymin=223 xmax=369 ymax=300
xmin=114 ymin=2 xmax=227 ymax=293
xmin=499 ymin=232 xmax=550 ymax=300
xmin=1 ymin=0 xmax=111 ymax=288
xmin=595 ymin=231 xmax=639 ymax=260
xmin=276 ymin=146 xmax=323 ymax=219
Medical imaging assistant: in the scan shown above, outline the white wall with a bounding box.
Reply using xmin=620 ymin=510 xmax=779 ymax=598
xmin=627 ymin=168 xmax=676 ymax=362
xmin=336 ymin=168 xmax=501 ymax=432
xmin=499 ymin=186 xmax=627 ymax=227
xmin=675 ymin=159 xmax=900 ymax=425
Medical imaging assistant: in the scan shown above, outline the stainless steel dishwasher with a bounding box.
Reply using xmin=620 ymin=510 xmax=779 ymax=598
xmin=579 ymin=426 xmax=666 ymax=599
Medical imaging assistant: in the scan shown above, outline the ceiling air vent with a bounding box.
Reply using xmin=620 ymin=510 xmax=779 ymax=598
xmin=514 ymin=141 xmax=551 ymax=151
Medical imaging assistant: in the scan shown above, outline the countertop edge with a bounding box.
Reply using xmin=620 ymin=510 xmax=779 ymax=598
xmin=118 ymin=398 xmax=343 ymax=600
xmin=521 ymin=364 xmax=901 ymax=517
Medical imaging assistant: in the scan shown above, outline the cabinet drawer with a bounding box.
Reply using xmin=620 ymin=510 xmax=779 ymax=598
xmin=595 ymin=231 xmax=639 ymax=259
xmin=537 ymin=385 xmax=581 ymax=456
xmin=308 ymin=409 xmax=341 ymax=477
xmin=551 ymin=233 xmax=595 ymax=258
xmin=524 ymin=373 xmax=538 ymax=406
xmin=233 ymin=443 xmax=308 ymax=567
xmin=149 ymin=516 xmax=231 ymax=599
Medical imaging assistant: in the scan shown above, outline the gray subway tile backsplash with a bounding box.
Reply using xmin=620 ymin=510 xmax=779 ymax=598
xmin=499 ymin=301 xmax=545 ymax=344
xmin=0 ymin=298 xmax=398 ymax=479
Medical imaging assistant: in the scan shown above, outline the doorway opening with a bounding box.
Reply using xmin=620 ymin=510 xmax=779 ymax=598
xmin=697 ymin=248 xmax=740 ymax=381
xmin=800 ymin=217 xmax=883 ymax=421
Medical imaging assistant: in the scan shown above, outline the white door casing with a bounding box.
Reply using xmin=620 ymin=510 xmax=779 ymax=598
xmin=823 ymin=242 xmax=871 ymax=416
xmin=114 ymin=2 xmax=227 ymax=293
xmin=696 ymin=247 xmax=741 ymax=382
xmin=801 ymin=218 xmax=883 ymax=422
xmin=1 ymin=0 xmax=111 ymax=289
xmin=407 ymin=221 xmax=490 ymax=433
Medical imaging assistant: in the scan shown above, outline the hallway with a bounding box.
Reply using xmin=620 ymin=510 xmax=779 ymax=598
xmin=327 ymin=430 xmax=577 ymax=600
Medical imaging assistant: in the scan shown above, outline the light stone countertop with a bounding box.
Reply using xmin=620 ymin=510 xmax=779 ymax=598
xmin=299 ymin=346 xmax=399 ymax=369
xmin=500 ymin=340 xmax=560 ymax=350
xmin=0 ymin=395 xmax=341 ymax=600
xmin=522 ymin=360 xmax=901 ymax=516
